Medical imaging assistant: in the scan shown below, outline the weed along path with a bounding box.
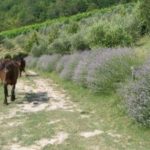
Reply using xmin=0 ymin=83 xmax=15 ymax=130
xmin=0 ymin=70 xmax=149 ymax=150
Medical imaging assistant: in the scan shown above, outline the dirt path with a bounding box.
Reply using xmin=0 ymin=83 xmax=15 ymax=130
xmin=15 ymin=70 xmax=76 ymax=113
xmin=0 ymin=71 xmax=110 ymax=150
xmin=0 ymin=70 xmax=136 ymax=150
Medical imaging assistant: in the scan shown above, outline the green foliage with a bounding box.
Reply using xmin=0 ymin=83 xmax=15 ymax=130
xmin=24 ymin=32 xmax=39 ymax=53
xmin=3 ymin=38 xmax=14 ymax=49
xmin=48 ymin=38 xmax=71 ymax=54
xmin=0 ymin=35 xmax=4 ymax=44
xmin=1 ymin=2 xmax=144 ymax=53
xmin=0 ymin=3 xmax=135 ymax=38
xmin=0 ymin=0 xmax=133 ymax=31
xmin=47 ymin=26 xmax=60 ymax=44
xmin=66 ymin=22 xmax=79 ymax=34
xmin=4 ymin=53 xmax=12 ymax=59
xmin=87 ymin=20 xmax=134 ymax=47
xmin=104 ymin=26 xmax=133 ymax=47
xmin=31 ymin=43 xmax=47 ymax=57
xmin=71 ymin=33 xmax=90 ymax=51
xmin=139 ymin=0 xmax=150 ymax=33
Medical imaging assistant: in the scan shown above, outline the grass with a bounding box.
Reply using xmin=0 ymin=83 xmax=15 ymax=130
xmin=40 ymin=71 xmax=150 ymax=150
xmin=0 ymin=69 xmax=150 ymax=149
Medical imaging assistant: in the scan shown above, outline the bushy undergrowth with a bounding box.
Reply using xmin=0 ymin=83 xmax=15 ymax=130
xmin=119 ymin=60 xmax=150 ymax=126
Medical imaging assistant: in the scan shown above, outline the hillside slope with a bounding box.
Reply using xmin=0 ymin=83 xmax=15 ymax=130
xmin=1 ymin=2 xmax=142 ymax=56
xmin=0 ymin=0 xmax=133 ymax=32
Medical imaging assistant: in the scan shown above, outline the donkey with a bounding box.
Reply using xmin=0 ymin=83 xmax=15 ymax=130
xmin=0 ymin=59 xmax=19 ymax=105
xmin=13 ymin=54 xmax=26 ymax=77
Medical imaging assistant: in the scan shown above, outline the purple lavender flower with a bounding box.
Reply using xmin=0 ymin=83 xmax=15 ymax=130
xmin=60 ymin=53 xmax=81 ymax=80
xmin=25 ymin=56 xmax=38 ymax=68
xmin=36 ymin=54 xmax=61 ymax=72
xmin=56 ymin=55 xmax=70 ymax=73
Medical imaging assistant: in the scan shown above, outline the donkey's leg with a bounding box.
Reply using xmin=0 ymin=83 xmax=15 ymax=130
xmin=11 ymin=84 xmax=16 ymax=101
xmin=4 ymin=84 xmax=8 ymax=105
xmin=6 ymin=85 xmax=8 ymax=97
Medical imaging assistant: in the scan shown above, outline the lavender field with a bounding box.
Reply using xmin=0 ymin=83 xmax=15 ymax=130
xmin=26 ymin=48 xmax=140 ymax=92
xmin=25 ymin=46 xmax=150 ymax=126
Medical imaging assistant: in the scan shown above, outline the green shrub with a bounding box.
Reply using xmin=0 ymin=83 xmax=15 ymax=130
xmin=87 ymin=21 xmax=133 ymax=47
xmin=24 ymin=32 xmax=39 ymax=53
xmin=0 ymin=35 xmax=4 ymax=44
xmin=47 ymin=25 xmax=60 ymax=44
xmin=71 ymin=33 xmax=90 ymax=51
xmin=66 ymin=22 xmax=79 ymax=34
xmin=48 ymin=38 xmax=71 ymax=54
xmin=139 ymin=0 xmax=150 ymax=33
xmin=87 ymin=22 xmax=107 ymax=47
xmin=15 ymin=34 xmax=26 ymax=48
xmin=3 ymin=38 xmax=14 ymax=49
xmin=31 ymin=43 xmax=47 ymax=57
xmin=104 ymin=26 xmax=133 ymax=47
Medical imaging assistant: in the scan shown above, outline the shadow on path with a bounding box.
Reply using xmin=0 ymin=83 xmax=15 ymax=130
xmin=17 ymin=92 xmax=49 ymax=105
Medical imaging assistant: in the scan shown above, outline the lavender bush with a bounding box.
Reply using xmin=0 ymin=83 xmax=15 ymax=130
xmin=73 ymin=51 xmax=94 ymax=86
xmin=120 ymin=79 xmax=150 ymax=127
xmin=56 ymin=55 xmax=70 ymax=73
xmin=36 ymin=54 xmax=61 ymax=72
xmin=25 ymin=56 xmax=38 ymax=68
xmin=60 ymin=53 xmax=81 ymax=80
xmin=120 ymin=59 xmax=150 ymax=126
xmin=86 ymin=48 xmax=138 ymax=92
xmin=133 ymin=59 xmax=150 ymax=79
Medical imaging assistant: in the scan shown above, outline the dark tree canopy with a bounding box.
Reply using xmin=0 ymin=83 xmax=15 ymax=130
xmin=0 ymin=0 xmax=134 ymax=32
